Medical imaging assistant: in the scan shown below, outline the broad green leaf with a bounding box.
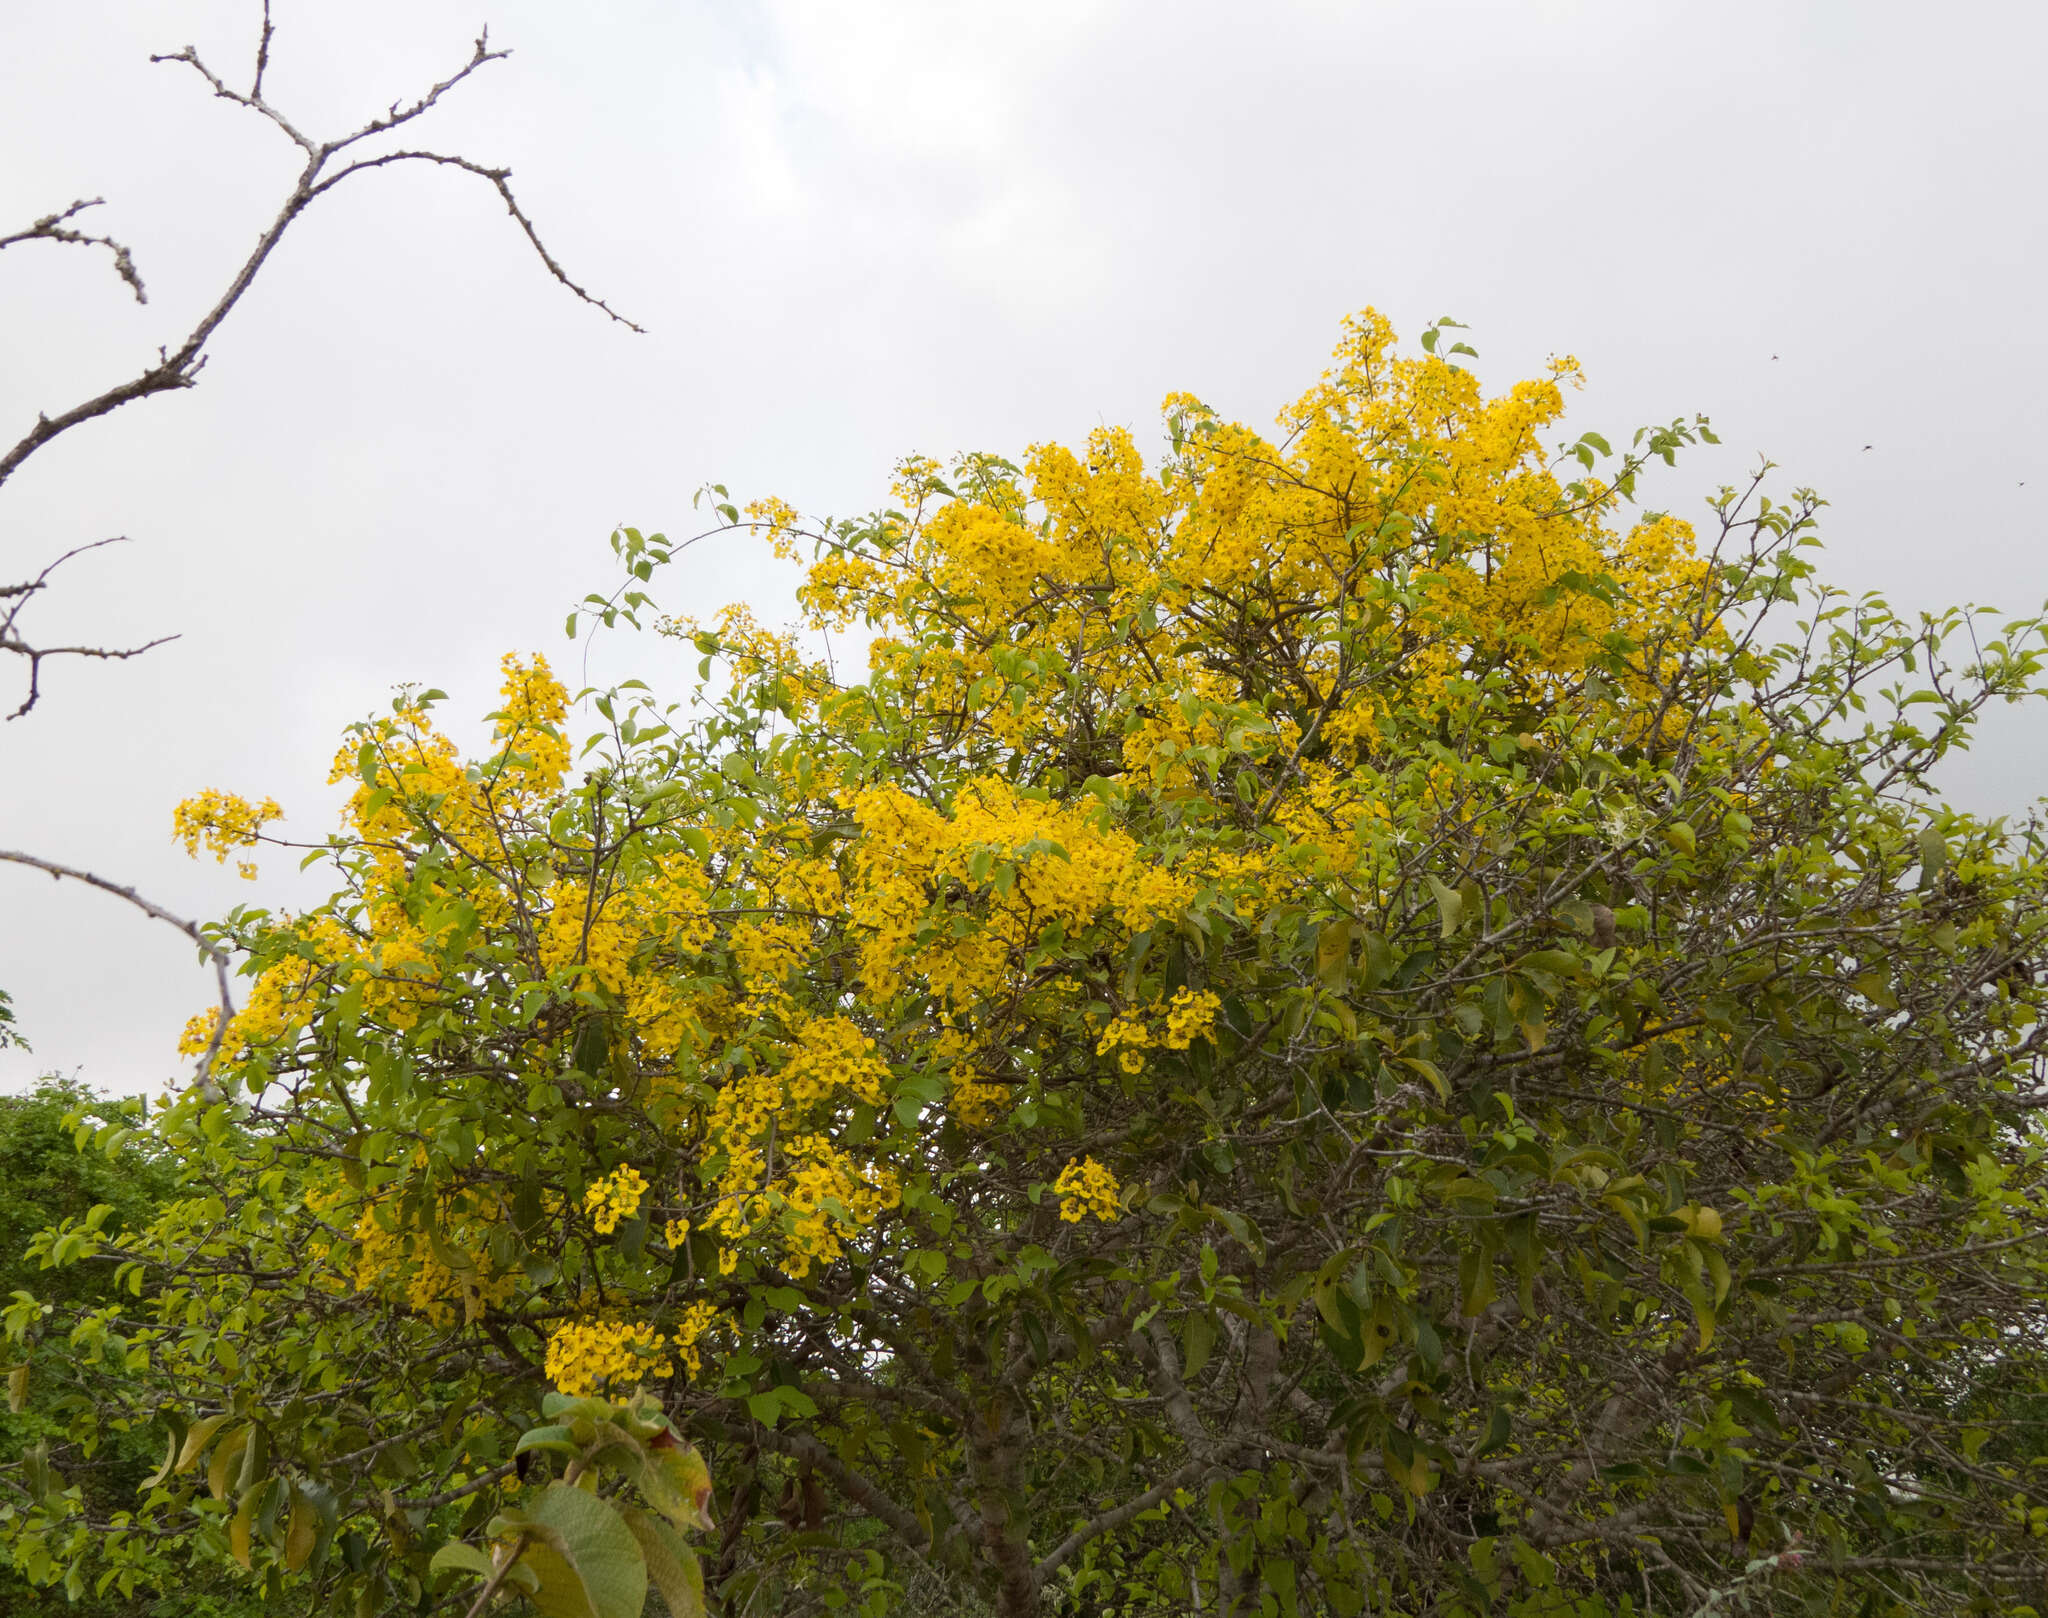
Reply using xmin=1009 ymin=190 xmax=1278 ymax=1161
xmin=229 ymin=1486 xmax=257 ymax=1569
xmin=512 ymin=1483 xmax=647 ymax=1618
xmin=622 ymin=1507 xmax=706 ymax=1618
xmin=1425 ymin=876 xmax=1462 ymax=938
xmin=284 ymin=1486 xmax=321 ymax=1573
xmin=516 ymin=1424 xmax=583 ymax=1457
xmin=141 ymin=1428 xmax=179 ymax=1492
xmin=429 ymin=1541 xmax=499 ymax=1583
xmin=636 ymin=1437 xmax=715 ymax=1532
xmin=1315 ymin=919 xmax=1353 ymax=986
xmin=208 ymin=1426 xmax=250 ymax=1502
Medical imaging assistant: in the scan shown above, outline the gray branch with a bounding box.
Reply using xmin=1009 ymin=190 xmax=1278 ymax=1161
xmin=2 ymin=5 xmax=642 ymax=717
xmin=0 ymin=850 xmax=237 ymax=1091
xmin=0 ymin=198 xmax=147 ymax=303
xmin=0 ymin=538 xmax=176 ymax=720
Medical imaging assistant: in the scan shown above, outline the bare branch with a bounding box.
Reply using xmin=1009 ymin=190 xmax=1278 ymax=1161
xmin=1 ymin=10 xmax=641 ymax=714
xmin=324 ymin=28 xmax=509 ymax=156
xmin=0 ymin=540 xmax=178 ymax=720
xmin=0 ymin=199 xmax=147 ymax=303
xmin=147 ymin=40 xmax=318 ymax=154
xmin=2 ymin=13 xmax=637 ymax=497
xmin=1 ymin=538 xmax=176 ymax=719
xmin=309 ymin=150 xmax=646 ymax=332
xmin=2 ymin=631 xmax=179 ymax=721
xmin=251 ymin=0 xmax=274 ymax=100
xmin=1032 ymin=1459 xmax=1215 ymax=1583
xmin=0 ymin=850 xmax=236 ymax=1089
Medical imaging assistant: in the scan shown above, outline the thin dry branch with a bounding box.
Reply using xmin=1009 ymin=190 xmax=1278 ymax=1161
xmin=0 ymin=850 xmax=235 ymax=1090
xmin=1 ymin=13 xmax=637 ymax=494
xmin=0 ymin=198 xmax=147 ymax=302
xmin=1 ymin=4 xmax=641 ymax=717
xmin=0 ymin=537 xmax=176 ymax=720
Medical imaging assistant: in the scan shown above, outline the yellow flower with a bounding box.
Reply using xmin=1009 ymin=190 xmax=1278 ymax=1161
xmin=1159 ymin=987 xmax=1222 ymax=1051
xmin=1054 ymin=1157 xmax=1121 ymax=1224
xmin=544 ymin=1320 xmax=675 ymax=1397
xmin=585 ymin=1166 xmax=649 ymax=1236
xmin=172 ymin=790 xmax=283 ymax=876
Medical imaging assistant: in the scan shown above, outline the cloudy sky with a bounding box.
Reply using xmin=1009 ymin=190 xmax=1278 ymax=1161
xmin=3 ymin=0 xmax=2044 ymax=1094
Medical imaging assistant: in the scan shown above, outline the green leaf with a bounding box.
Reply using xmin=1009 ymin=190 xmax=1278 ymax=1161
xmin=622 ymin=1507 xmax=706 ymax=1618
xmin=1315 ymin=918 xmax=1353 ymax=986
xmin=1459 ymin=1245 xmax=1498 ymax=1317
xmin=430 ymin=1541 xmax=499 ymax=1583
xmin=516 ymin=1424 xmax=583 ymax=1457
xmin=636 ymin=1438 xmax=716 ymax=1532
xmin=140 ymin=1427 xmax=179 ymax=1492
xmin=1918 ymin=824 xmax=1949 ymax=890
xmin=510 ymin=1483 xmax=648 ymax=1618
xmin=284 ymin=1485 xmax=322 ymax=1573
xmin=1181 ymin=1311 xmax=1217 ymax=1381
xmin=229 ymin=1487 xmax=257 ymax=1569
xmin=1425 ymin=876 xmax=1463 ymax=938
xmin=208 ymin=1426 xmax=250 ymax=1502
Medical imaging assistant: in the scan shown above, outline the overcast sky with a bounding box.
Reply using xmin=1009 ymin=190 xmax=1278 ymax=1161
xmin=4 ymin=0 xmax=2044 ymax=1095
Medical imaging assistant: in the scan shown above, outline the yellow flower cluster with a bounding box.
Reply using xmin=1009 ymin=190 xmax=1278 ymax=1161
xmin=1160 ymin=987 xmax=1223 ymax=1049
xmin=1054 ymin=1157 xmax=1122 ymax=1223
xmin=1094 ymin=988 xmax=1223 ymax=1073
xmin=585 ymin=1165 xmax=649 ymax=1235
xmin=670 ymin=1300 xmax=721 ymax=1379
xmin=175 ymin=1008 xmax=219 ymax=1058
xmin=703 ymin=1017 xmax=902 ymax=1277
xmin=849 ymin=778 xmax=1196 ymax=1011
xmin=177 ymin=655 xmax=583 ymax=1077
xmin=1095 ymin=1016 xmax=1152 ymax=1075
xmin=171 ymin=790 xmax=283 ymax=880
xmin=344 ymin=1191 xmax=520 ymax=1328
xmin=544 ymin=1320 xmax=675 ymax=1398
xmin=491 ymin=651 xmax=570 ymax=799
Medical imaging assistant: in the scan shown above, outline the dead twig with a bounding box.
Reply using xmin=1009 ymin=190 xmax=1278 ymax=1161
xmin=0 ymin=198 xmax=147 ymax=302
xmin=2 ymin=4 xmax=640 ymax=717
xmin=0 ymin=850 xmax=236 ymax=1092
xmin=0 ymin=538 xmax=176 ymax=720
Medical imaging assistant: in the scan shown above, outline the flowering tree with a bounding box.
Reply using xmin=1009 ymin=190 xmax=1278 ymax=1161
xmin=10 ymin=313 xmax=2048 ymax=1617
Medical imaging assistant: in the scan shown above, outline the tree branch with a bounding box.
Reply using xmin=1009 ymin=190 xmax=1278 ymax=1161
xmin=0 ymin=199 xmax=147 ymax=302
xmin=0 ymin=850 xmax=236 ymax=1089
xmin=0 ymin=6 xmax=642 ymax=716
xmin=1032 ymin=1458 xmax=1213 ymax=1583
xmin=0 ymin=537 xmax=176 ymax=720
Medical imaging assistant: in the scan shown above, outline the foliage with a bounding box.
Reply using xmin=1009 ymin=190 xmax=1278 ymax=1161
xmin=0 ymin=1079 xmax=260 ymax=1614
xmin=8 ymin=311 xmax=2048 ymax=1617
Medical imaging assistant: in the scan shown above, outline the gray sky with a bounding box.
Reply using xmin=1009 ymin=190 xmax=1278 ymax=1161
xmin=4 ymin=0 xmax=2045 ymax=1095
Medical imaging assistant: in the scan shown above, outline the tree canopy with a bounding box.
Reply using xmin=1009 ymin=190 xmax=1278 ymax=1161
xmin=9 ymin=311 xmax=2048 ymax=1618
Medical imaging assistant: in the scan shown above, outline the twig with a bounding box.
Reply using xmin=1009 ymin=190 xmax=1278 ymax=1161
xmin=0 ymin=6 xmax=641 ymax=716
xmin=2 ymin=539 xmax=176 ymax=721
xmin=462 ymin=1533 xmax=530 ymax=1618
xmin=0 ymin=850 xmax=236 ymax=1089
xmin=0 ymin=198 xmax=147 ymax=302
